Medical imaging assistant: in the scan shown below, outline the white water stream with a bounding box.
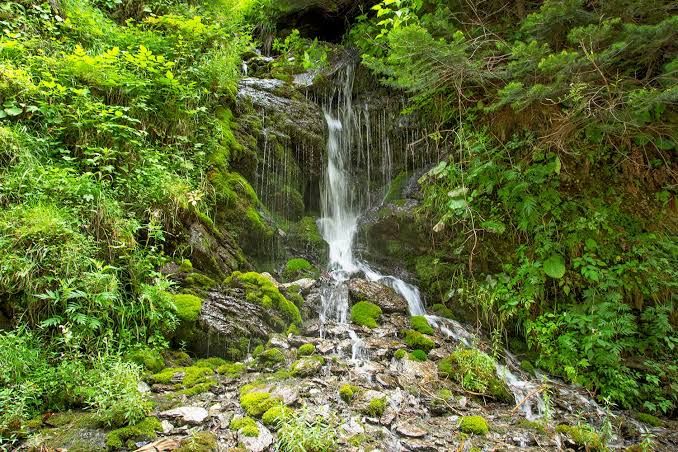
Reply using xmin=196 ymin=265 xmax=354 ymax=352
xmin=317 ymin=64 xmax=545 ymax=419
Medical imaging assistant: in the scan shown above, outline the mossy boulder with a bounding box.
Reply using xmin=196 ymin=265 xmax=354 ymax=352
xmin=176 ymin=431 xmax=218 ymax=452
xmin=459 ymin=416 xmax=489 ymax=435
xmin=438 ymin=347 xmax=513 ymax=402
xmin=173 ymin=294 xmax=203 ymax=322
xmin=257 ymin=347 xmax=286 ymax=367
xmin=226 ymin=271 xmax=302 ymax=326
xmin=410 ymin=316 xmax=434 ymax=335
xmin=147 ymin=366 xmax=217 ymax=395
xmin=106 ymin=417 xmax=162 ymax=449
xmin=291 ymin=356 xmax=325 ymax=377
xmin=403 ymin=329 xmax=436 ymax=352
xmin=240 ymin=390 xmax=283 ymax=417
xmin=297 ymin=343 xmax=316 ymax=356
xmin=262 ymin=405 xmax=293 ymax=429
xmin=351 ymin=301 xmax=382 ymax=328
xmin=230 ymin=416 xmax=260 ymax=437
xmin=216 ymin=362 xmax=246 ymax=377
xmin=556 ymin=424 xmax=604 ymax=451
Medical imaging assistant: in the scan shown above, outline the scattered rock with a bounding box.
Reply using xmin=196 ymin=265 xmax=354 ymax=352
xmin=239 ymin=424 xmax=273 ymax=452
xmin=348 ymin=279 xmax=409 ymax=313
xmin=159 ymin=406 xmax=209 ymax=425
xmin=396 ymin=421 xmax=428 ymax=438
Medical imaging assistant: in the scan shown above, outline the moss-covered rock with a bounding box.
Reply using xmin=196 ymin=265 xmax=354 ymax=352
xmin=291 ymin=355 xmax=325 ymax=377
xmin=262 ymin=404 xmax=293 ymax=429
xmin=459 ymin=416 xmax=489 ymax=435
xmin=394 ymin=349 xmax=407 ymax=360
xmin=106 ymin=417 xmax=162 ymax=449
xmin=177 ymin=431 xmax=218 ymax=452
xmin=257 ymin=347 xmax=286 ymax=366
xmin=216 ymin=362 xmax=246 ymax=377
xmin=173 ymin=294 xmax=203 ymax=322
xmin=226 ymin=271 xmax=302 ymax=327
xmin=282 ymin=257 xmax=316 ymax=281
xmin=363 ymin=397 xmax=387 ymax=417
xmin=230 ymin=416 xmax=260 ymax=437
xmin=297 ymin=343 xmax=316 ymax=356
xmin=410 ymin=316 xmax=434 ymax=335
xmin=633 ymin=412 xmax=663 ymax=427
xmin=240 ymin=391 xmax=283 ymax=417
xmin=403 ymin=329 xmax=435 ymax=352
xmin=147 ymin=366 xmax=217 ymax=395
xmin=126 ymin=347 xmax=165 ymax=373
xmin=350 ymin=301 xmax=382 ymax=328
xmin=438 ymin=347 xmax=513 ymax=402
xmin=339 ymin=384 xmax=360 ymax=403
xmin=431 ymin=303 xmax=454 ymax=319
xmin=409 ymin=349 xmax=428 ymax=362
xmin=194 ymin=357 xmax=228 ymax=370
xmin=556 ymin=424 xmax=604 ymax=450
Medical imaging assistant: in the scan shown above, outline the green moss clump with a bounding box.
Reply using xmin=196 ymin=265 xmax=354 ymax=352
xmin=516 ymin=418 xmax=546 ymax=433
xmin=240 ymin=391 xmax=282 ymax=417
xmin=179 ymin=259 xmax=193 ymax=273
xmin=520 ymin=360 xmax=535 ymax=376
xmin=431 ymin=303 xmax=454 ymax=319
xmin=394 ymin=349 xmax=407 ymax=360
xmin=184 ymin=272 xmax=216 ymax=290
xmin=351 ymin=301 xmax=382 ymax=328
xmin=230 ymin=416 xmax=260 ymax=437
xmin=126 ymin=347 xmax=165 ymax=373
xmin=173 ymin=294 xmax=203 ymax=322
xmin=297 ymin=343 xmax=315 ymax=356
xmin=194 ymin=357 xmax=228 ymax=370
xmin=216 ymin=362 xmax=246 ymax=377
xmin=438 ymin=347 xmax=512 ymax=402
xmin=364 ymin=397 xmax=387 ymax=417
xmin=226 ymin=272 xmax=302 ymax=327
xmin=339 ymin=384 xmax=360 ymax=402
xmin=290 ymin=356 xmax=325 ymax=377
xmin=556 ymin=424 xmax=604 ymax=450
xmin=409 ymin=349 xmax=428 ymax=362
xmin=262 ymin=404 xmax=293 ymax=429
xmin=403 ymin=330 xmax=436 ymax=352
xmin=410 ymin=316 xmax=434 ymax=335
xmin=634 ymin=412 xmax=663 ymax=427
xmin=106 ymin=417 xmax=161 ymax=449
xmin=459 ymin=416 xmax=489 ymax=435
xmin=162 ymin=350 xmax=193 ymax=367
xmin=177 ymin=431 xmax=218 ymax=452
xmin=257 ymin=348 xmax=286 ymax=365
xmin=283 ymin=258 xmax=314 ymax=280
xmin=287 ymin=323 xmax=300 ymax=335
xmin=147 ymin=366 xmax=216 ymax=394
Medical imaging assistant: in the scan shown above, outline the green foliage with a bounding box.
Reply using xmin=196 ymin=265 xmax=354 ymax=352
xmin=351 ymin=301 xmax=383 ymax=328
xmin=556 ymin=424 xmax=604 ymax=451
xmin=297 ymin=343 xmax=316 ymax=356
xmin=216 ymin=362 xmax=246 ymax=377
xmin=226 ymin=272 xmax=302 ymax=327
xmin=230 ymin=415 xmax=260 ymax=437
xmin=177 ymin=431 xmax=218 ymax=452
xmin=262 ymin=404 xmax=293 ymax=429
xmin=339 ymin=384 xmax=360 ymax=403
xmin=410 ymin=316 xmax=434 ymax=335
xmin=126 ymin=347 xmax=165 ymax=373
xmin=364 ymin=397 xmax=387 ymax=417
xmin=271 ymin=28 xmax=330 ymax=76
xmin=459 ymin=416 xmax=489 ymax=435
xmin=240 ymin=391 xmax=282 ymax=418
xmin=105 ymin=416 xmax=161 ymax=449
xmin=276 ymin=410 xmax=337 ymax=452
xmin=438 ymin=348 xmax=512 ymax=402
xmin=402 ymin=329 xmax=435 ymax=352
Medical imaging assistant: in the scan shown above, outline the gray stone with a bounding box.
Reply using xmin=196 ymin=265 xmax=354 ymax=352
xmin=160 ymin=406 xmax=209 ymax=425
xmin=396 ymin=422 xmax=428 ymax=438
xmin=240 ymin=424 xmax=273 ymax=452
xmin=348 ymin=279 xmax=408 ymax=313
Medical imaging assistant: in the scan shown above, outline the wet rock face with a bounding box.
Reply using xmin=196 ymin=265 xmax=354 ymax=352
xmin=348 ymin=278 xmax=409 ymax=313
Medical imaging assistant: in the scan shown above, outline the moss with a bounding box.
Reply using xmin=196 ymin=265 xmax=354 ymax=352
xmin=216 ymin=362 xmax=246 ymax=377
xmin=364 ymin=397 xmax=387 ymax=417
xmin=459 ymin=416 xmax=489 ymax=435
xmin=290 ymin=356 xmax=325 ymax=377
xmin=283 ymin=257 xmax=314 ymax=280
xmin=179 ymin=259 xmax=193 ymax=273
xmin=230 ymin=416 xmax=260 ymax=437
xmin=633 ymin=412 xmax=663 ymax=427
xmin=184 ymin=272 xmax=216 ymax=290
xmin=148 ymin=366 xmax=216 ymax=394
xmin=162 ymin=350 xmax=193 ymax=367
xmin=126 ymin=347 xmax=165 ymax=373
xmin=180 ymin=382 xmax=215 ymax=396
xmin=438 ymin=347 xmax=512 ymax=402
xmin=257 ymin=348 xmax=286 ymax=365
xmin=240 ymin=391 xmax=282 ymax=418
xmin=516 ymin=418 xmax=547 ymax=433
xmin=409 ymin=349 xmax=428 ymax=362
xmin=261 ymin=404 xmax=293 ymax=429
xmin=347 ymin=434 xmax=369 ymax=447
xmin=194 ymin=357 xmax=228 ymax=370
xmin=287 ymin=216 xmax=325 ymax=253
xmin=410 ymin=316 xmax=434 ymax=335
xmin=285 ymin=291 xmax=305 ymax=310
xmin=286 ymin=323 xmax=300 ymax=335
xmin=106 ymin=417 xmax=161 ymax=449
xmin=519 ymin=360 xmax=535 ymax=375
xmin=403 ymin=329 xmax=436 ymax=352
xmin=226 ymin=272 xmax=302 ymax=327
xmin=177 ymin=431 xmax=218 ymax=452
xmin=351 ymin=301 xmax=382 ymax=328
xmin=556 ymin=424 xmax=604 ymax=450
xmin=297 ymin=343 xmax=315 ymax=356
xmin=173 ymin=294 xmax=203 ymax=322
xmin=394 ymin=349 xmax=407 ymax=360
xmin=339 ymin=384 xmax=360 ymax=402
xmin=385 ymin=171 xmax=410 ymax=203
xmin=431 ymin=303 xmax=454 ymax=319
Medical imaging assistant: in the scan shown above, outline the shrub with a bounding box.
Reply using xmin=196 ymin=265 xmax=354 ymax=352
xmin=459 ymin=416 xmax=489 ymax=435
xmin=240 ymin=391 xmax=282 ymax=417
xmin=410 ymin=316 xmax=434 ymax=335
xmin=276 ymin=411 xmax=337 ymax=452
xmin=297 ymin=343 xmax=316 ymax=356
xmin=351 ymin=301 xmax=382 ymax=328
xmin=230 ymin=416 xmax=260 ymax=437
xmin=403 ymin=330 xmax=436 ymax=352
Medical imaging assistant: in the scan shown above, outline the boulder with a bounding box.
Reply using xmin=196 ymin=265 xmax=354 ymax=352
xmin=348 ymin=279 xmax=408 ymax=313
xmin=159 ymin=407 xmax=209 ymax=426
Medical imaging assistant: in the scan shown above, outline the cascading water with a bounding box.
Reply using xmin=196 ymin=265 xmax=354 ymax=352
xmin=317 ymin=63 xmax=545 ymax=418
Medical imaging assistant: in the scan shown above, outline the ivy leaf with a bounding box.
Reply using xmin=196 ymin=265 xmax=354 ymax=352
xmin=543 ymin=255 xmax=566 ymax=279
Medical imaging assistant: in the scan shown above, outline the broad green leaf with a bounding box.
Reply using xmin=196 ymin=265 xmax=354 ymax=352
xmin=4 ymin=106 xmax=22 ymax=116
xmin=543 ymin=255 xmax=566 ymax=279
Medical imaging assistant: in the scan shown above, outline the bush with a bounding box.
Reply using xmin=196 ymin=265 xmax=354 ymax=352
xmin=403 ymin=330 xmax=436 ymax=352
xmin=459 ymin=416 xmax=489 ymax=435
xmin=297 ymin=343 xmax=316 ymax=356
xmin=351 ymin=301 xmax=382 ymax=328
xmin=410 ymin=316 xmax=434 ymax=335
